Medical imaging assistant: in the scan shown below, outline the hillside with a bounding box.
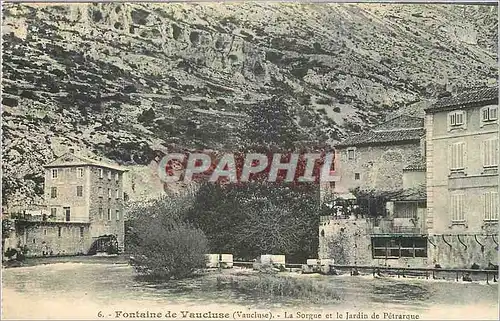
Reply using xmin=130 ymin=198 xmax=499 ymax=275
xmin=1 ymin=2 xmax=498 ymax=206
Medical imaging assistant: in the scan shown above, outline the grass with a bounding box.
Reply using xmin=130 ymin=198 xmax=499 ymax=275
xmin=215 ymin=273 xmax=341 ymax=302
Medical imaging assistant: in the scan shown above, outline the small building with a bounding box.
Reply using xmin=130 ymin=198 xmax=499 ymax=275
xmin=332 ymin=114 xmax=425 ymax=196
xmin=5 ymin=149 xmax=128 ymax=257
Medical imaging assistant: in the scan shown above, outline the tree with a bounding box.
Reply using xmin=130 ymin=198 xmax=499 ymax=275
xmin=244 ymin=96 xmax=310 ymax=150
xmin=185 ymin=182 xmax=320 ymax=262
xmin=127 ymin=194 xmax=208 ymax=280
xmin=350 ymin=187 xmax=403 ymax=219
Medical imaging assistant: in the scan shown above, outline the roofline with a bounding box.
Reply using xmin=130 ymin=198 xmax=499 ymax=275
xmin=403 ymin=167 xmax=426 ymax=172
xmin=424 ymin=98 xmax=498 ymax=114
xmin=43 ymin=163 xmax=128 ymax=172
xmin=376 ymin=114 xmax=425 ymax=127
xmin=335 ymin=138 xmax=422 ymax=148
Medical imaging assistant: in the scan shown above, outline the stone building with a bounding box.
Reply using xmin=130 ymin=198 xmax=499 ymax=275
xmin=319 ymin=87 xmax=499 ymax=269
xmin=332 ymin=114 xmax=425 ymax=196
xmin=424 ymin=87 xmax=498 ymax=268
xmin=4 ymin=149 xmax=127 ymax=257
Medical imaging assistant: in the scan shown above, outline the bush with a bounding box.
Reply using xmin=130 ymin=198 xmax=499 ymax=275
xmin=130 ymin=223 xmax=208 ymax=280
xmin=127 ymin=194 xmax=209 ymax=280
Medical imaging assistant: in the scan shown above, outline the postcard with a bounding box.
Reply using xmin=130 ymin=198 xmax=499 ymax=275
xmin=1 ymin=1 xmax=498 ymax=320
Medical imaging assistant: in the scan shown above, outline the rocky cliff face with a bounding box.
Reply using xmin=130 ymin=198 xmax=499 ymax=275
xmin=1 ymin=2 xmax=497 ymax=205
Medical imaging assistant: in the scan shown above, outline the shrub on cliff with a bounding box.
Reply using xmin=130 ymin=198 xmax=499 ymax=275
xmin=127 ymin=194 xmax=208 ymax=280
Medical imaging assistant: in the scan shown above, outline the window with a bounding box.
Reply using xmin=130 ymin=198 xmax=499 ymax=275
xmin=450 ymin=142 xmax=465 ymax=171
xmin=107 ymin=170 xmax=112 ymax=180
xmin=50 ymin=207 xmax=57 ymax=218
xmin=107 ymin=209 xmax=111 ymax=221
xmin=80 ymin=227 xmax=84 ymax=238
xmin=64 ymin=207 xmax=71 ymax=222
xmin=482 ymin=138 xmax=499 ymax=168
xmin=354 ymin=173 xmax=360 ymax=180
xmin=98 ymin=207 xmax=103 ymax=220
xmin=116 ymin=210 xmax=120 ymax=221
xmin=108 ymin=188 xmax=111 ymax=199
xmin=58 ymin=227 xmax=62 ymax=238
xmin=480 ymin=106 xmax=498 ymax=126
xmin=347 ymin=148 xmax=356 ymax=161
xmin=76 ymin=186 xmax=83 ymax=197
xmin=448 ymin=110 xmax=466 ymax=130
xmin=98 ymin=168 xmax=103 ymax=179
xmin=372 ymin=237 xmax=427 ymax=259
xmin=43 ymin=229 xmax=47 ymax=236
xmin=115 ymin=173 xmax=119 ymax=181
xmin=52 ymin=169 xmax=58 ymax=179
xmin=51 ymin=187 xmax=57 ymax=198
xmin=483 ymin=191 xmax=499 ymax=221
xmin=77 ymin=167 xmax=84 ymax=178
xmin=115 ymin=189 xmax=120 ymax=199
xmin=98 ymin=187 xmax=103 ymax=197
xmin=451 ymin=194 xmax=465 ymax=223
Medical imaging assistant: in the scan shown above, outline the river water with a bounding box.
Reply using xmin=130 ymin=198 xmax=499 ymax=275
xmin=2 ymin=262 xmax=498 ymax=320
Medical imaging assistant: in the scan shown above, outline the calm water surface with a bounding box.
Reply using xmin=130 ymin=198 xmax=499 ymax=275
xmin=2 ymin=262 xmax=498 ymax=320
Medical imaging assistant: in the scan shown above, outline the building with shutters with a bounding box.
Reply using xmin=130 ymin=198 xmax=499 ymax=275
xmin=423 ymin=87 xmax=498 ymax=267
xmin=3 ymin=149 xmax=127 ymax=257
xmin=319 ymin=87 xmax=499 ymax=268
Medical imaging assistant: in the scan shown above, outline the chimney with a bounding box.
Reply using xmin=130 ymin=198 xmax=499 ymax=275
xmin=69 ymin=148 xmax=75 ymax=154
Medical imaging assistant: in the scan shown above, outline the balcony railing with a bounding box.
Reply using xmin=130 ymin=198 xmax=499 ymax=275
xmin=368 ymin=218 xmax=423 ymax=234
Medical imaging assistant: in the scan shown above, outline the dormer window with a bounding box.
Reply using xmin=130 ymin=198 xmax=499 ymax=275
xmin=448 ymin=110 xmax=466 ymax=131
xmin=480 ymin=106 xmax=498 ymax=127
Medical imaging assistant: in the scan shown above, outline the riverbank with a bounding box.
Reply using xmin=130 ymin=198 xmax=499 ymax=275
xmin=2 ymin=254 xmax=129 ymax=268
xmin=2 ymin=262 xmax=499 ymax=320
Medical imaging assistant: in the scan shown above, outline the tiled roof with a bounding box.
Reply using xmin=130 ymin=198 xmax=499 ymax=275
xmin=403 ymin=161 xmax=426 ymax=172
xmin=391 ymin=185 xmax=427 ymax=201
xmin=374 ymin=115 xmax=424 ymax=131
xmin=44 ymin=152 xmax=127 ymax=172
xmin=336 ymin=128 xmax=424 ymax=148
xmin=425 ymin=87 xmax=498 ymax=113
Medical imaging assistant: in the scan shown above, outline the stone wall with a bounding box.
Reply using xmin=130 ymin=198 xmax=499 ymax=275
xmin=5 ymin=222 xmax=93 ymax=257
xmin=428 ymin=233 xmax=498 ymax=269
xmin=88 ymin=166 xmax=125 ymax=249
xmin=318 ymin=217 xmax=371 ymax=265
xmin=334 ymin=143 xmax=423 ymax=195
xmin=44 ymin=166 xmax=90 ymax=222
xmin=318 ymin=216 xmax=497 ymax=269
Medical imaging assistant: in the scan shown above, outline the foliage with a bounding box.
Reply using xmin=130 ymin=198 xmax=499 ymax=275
xmin=350 ymin=187 xmax=403 ymax=218
xmin=185 ymin=182 xmax=320 ymax=262
xmin=127 ymin=194 xmax=208 ymax=280
xmin=2 ymin=219 xmax=15 ymax=239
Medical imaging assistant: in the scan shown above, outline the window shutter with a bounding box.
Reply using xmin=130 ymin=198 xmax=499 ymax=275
xmin=448 ymin=144 xmax=453 ymax=170
xmin=493 ymin=192 xmax=499 ymax=220
xmin=482 ymin=194 xmax=487 ymax=220
xmin=460 ymin=194 xmax=464 ymax=221
xmin=482 ymin=108 xmax=489 ymax=121
xmin=459 ymin=142 xmax=465 ymax=169
xmin=485 ymin=193 xmax=491 ymax=220
xmin=490 ymin=107 xmax=498 ymax=120
xmin=485 ymin=140 xmax=490 ymax=167
xmin=492 ymin=139 xmax=499 ymax=166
